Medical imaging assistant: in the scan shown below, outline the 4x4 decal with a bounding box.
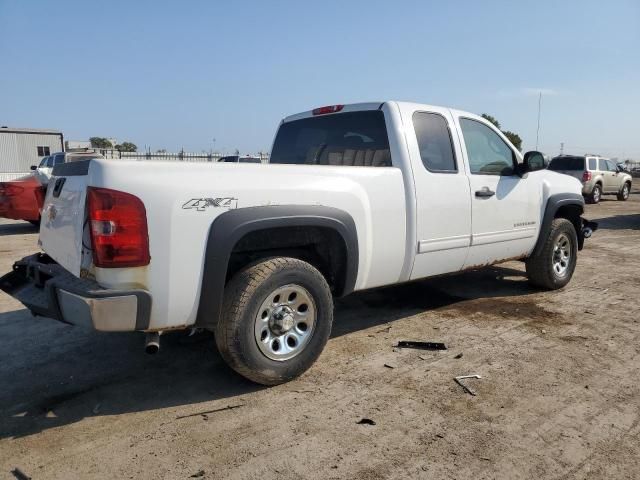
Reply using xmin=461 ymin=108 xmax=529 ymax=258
xmin=182 ymin=197 xmax=238 ymax=211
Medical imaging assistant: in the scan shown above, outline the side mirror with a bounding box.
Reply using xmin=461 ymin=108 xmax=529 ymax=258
xmin=30 ymin=165 xmax=37 ymax=170
xmin=520 ymin=151 xmax=546 ymax=176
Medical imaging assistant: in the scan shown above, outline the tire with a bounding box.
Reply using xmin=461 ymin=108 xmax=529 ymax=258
xmin=617 ymin=182 xmax=630 ymax=201
xmin=526 ymin=218 xmax=578 ymax=290
xmin=215 ymin=257 xmax=333 ymax=385
xmin=586 ymin=183 xmax=601 ymax=204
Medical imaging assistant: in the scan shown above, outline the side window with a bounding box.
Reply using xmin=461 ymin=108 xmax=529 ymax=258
xmin=598 ymin=159 xmax=607 ymax=171
xmin=413 ymin=112 xmax=457 ymax=172
xmin=460 ymin=118 xmax=515 ymax=175
xmin=588 ymin=158 xmax=597 ymax=170
xmin=46 ymin=157 xmax=54 ymax=167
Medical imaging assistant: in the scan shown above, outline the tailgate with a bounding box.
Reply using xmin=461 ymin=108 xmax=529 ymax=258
xmin=38 ymin=161 xmax=91 ymax=276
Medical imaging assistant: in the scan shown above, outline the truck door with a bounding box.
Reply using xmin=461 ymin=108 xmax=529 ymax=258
xmin=455 ymin=116 xmax=539 ymax=268
xmin=399 ymin=106 xmax=472 ymax=279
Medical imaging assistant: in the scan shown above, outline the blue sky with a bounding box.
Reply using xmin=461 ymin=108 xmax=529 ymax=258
xmin=1 ymin=0 xmax=639 ymax=158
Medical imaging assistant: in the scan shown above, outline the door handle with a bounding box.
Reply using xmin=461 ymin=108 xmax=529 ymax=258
xmin=475 ymin=187 xmax=495 ymax=198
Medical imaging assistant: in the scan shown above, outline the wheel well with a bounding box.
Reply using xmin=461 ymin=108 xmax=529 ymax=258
xmin=227 ymin=226 xmax=348 ymax=295
xmin=554 ymin=204 xmax=583 ymax=246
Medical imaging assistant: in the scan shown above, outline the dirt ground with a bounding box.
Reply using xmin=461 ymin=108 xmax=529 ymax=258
xmin=1 ymin=190 xmax=639 ymax=480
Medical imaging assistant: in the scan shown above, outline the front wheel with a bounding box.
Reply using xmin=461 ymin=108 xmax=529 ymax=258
xmin=215 ymin=257 xmax=333 ymax=385
xmin=526 ymin=218 xmax=578 ymax=290
xmin=617 ymin=182 xmax=630 ymax=201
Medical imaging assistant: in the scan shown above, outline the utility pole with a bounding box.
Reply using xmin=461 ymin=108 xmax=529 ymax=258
xmin=535 ymin=91 xmax=542 ymax=150
xmin=560 ymin=142 xmax=564 ymax=155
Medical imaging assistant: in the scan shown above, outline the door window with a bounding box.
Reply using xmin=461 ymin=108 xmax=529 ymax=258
xmin=460 ymin=118 xmax=516 ymax=175
xmin=413 ymin=112 xmax=457 ymax=172
xmin=605 ymin=160 xmax=617 ymax=172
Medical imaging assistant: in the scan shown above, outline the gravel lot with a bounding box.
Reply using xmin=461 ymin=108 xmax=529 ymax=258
xmin=1 ymin=190 xmax=639 ymax=480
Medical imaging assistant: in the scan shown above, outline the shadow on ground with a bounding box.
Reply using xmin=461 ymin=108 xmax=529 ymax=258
xmin=0 ymin=222 xmax=38 ymax=236
xmin=0 ymin=264 xmax=534 ymax=439
xmin=591 ymin=213 xmax=640 ymax=231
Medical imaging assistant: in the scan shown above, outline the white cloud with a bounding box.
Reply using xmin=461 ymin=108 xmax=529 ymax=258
xmin=497 ymin=87 xmax=561 ymax=98
xmin=521 ymin=87 xmax=559 ymax=96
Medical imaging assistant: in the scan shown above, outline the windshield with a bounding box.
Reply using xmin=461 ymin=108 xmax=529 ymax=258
xmin=549 ymin=156 xmax=585 ymax=171
xmin=270 ymin=111 xmax=391 ymax=166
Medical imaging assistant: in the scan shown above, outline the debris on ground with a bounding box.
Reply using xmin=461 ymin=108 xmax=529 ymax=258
xmin=176 ymin=404 xmax=245 ymax=420
xmin=454 ymin=375 xmax=482 ymax=396
xmin=190 ymin=470 xmax=205 ymax=478
xmin=356 ymin=418 xmax=376 ymax=426
xmin=454 ymin=353 xmax=463 ymax=359
xmin=396 ymin=341 xmax=447 ymax=351
xmin=384 ymin=362 xmax=396 ymax=369
xmin=10 ymin=468 xmax=31 ymax=480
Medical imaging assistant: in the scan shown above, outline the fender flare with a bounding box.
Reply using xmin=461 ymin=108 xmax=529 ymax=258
xmin=531 ymin=193 xmax=584 ymax=258
xmin=195 ymin=205 xmax=359 ymax=328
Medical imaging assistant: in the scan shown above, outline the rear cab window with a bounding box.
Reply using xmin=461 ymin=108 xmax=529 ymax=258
xmin=549 ymin=156 xmax=586 ymax=171
xmin=270 ymin=111 xmax=392 ymax=167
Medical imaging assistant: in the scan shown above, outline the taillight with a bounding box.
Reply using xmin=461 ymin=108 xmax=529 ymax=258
xmin=0 ymin=183 xmax=24 ymax=196
xmin=582 ymin=171 xmax=592 ymax=181
xmin=312 ymin=104 xmax=344 ymax=115
xmin=87 ymin=187 xmax=150 ymax=268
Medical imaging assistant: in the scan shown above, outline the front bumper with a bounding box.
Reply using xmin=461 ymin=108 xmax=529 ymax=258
xmin=0 ymin=253 xmax=151 ymax=331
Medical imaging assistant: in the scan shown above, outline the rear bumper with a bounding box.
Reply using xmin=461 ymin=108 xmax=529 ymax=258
xmin=0 ymin=253 xmax=151 ymax=331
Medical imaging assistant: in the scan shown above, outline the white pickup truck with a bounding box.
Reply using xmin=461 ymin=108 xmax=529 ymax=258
xmin=1 ymin=101 xmax=596 ymax=385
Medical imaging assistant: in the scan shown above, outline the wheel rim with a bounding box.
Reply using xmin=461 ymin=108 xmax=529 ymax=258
xmin=552 ymin=233 xmax=572 ymax=277
xmin=623 ymin=185 xmax=629 ymax=199
xmin=593 ymin=187 xmax=600 ymax=202
xmin=254 ymin=284 xmax=316 ymax=361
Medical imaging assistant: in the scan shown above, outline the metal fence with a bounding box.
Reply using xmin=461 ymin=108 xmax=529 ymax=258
xmin=100 ymin=150 xmax=270 ymax=163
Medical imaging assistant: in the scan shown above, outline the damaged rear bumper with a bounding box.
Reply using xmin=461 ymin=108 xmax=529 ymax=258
xmin=0 ymin=253 xmax=151 ymax=331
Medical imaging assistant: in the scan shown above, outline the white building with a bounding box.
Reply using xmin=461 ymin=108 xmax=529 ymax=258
xmin=0 ymin=127 xmax=64 ymax=181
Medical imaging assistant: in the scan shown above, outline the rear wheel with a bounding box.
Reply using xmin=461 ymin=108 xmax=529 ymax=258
xmin=617 ymin=182 xmax=630 ymax=201
xmin=526 ymin=218 xmax=578 ymax=290
xmin=215 ymin=257 xmax=333 ymax=385
xmin=586 ymin=184 xmax=601 ymax=204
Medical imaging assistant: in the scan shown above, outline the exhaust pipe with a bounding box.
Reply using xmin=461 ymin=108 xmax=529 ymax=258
xmin=582 ymin=226 xmax=593 ymax=239
xmin=145 ymin=332 xmax=161 ymax=355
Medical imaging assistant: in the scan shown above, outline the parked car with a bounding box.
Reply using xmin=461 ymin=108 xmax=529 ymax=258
xmin=31 ymin=150 xmax=105 ymax=184
xmin=0 ymin=174 xmax=46 ymax=224
xmin=1 ymin=101 xmax=596 ymax=385
xmin=548 ymin=155 xmax=632 ymax=204
xmin=219 ymin=155 xmax=262 ymax=163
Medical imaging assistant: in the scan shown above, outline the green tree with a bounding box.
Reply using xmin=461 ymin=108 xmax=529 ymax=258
xmin=90 ymin=137 xmax=113 ymax=149
xmin=481 ymin=114 xmax=522 ymax=151
xmin=480 ymin=114 xmax=501 ymax=129
xmin=502 ymin=131 xmax=522 ymax=151
xmin=115 ymin=142 xmax=137 ymax=152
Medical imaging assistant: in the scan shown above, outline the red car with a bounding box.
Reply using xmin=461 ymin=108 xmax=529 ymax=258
xmin=0 ymin=175 xmax=46 ymax=223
